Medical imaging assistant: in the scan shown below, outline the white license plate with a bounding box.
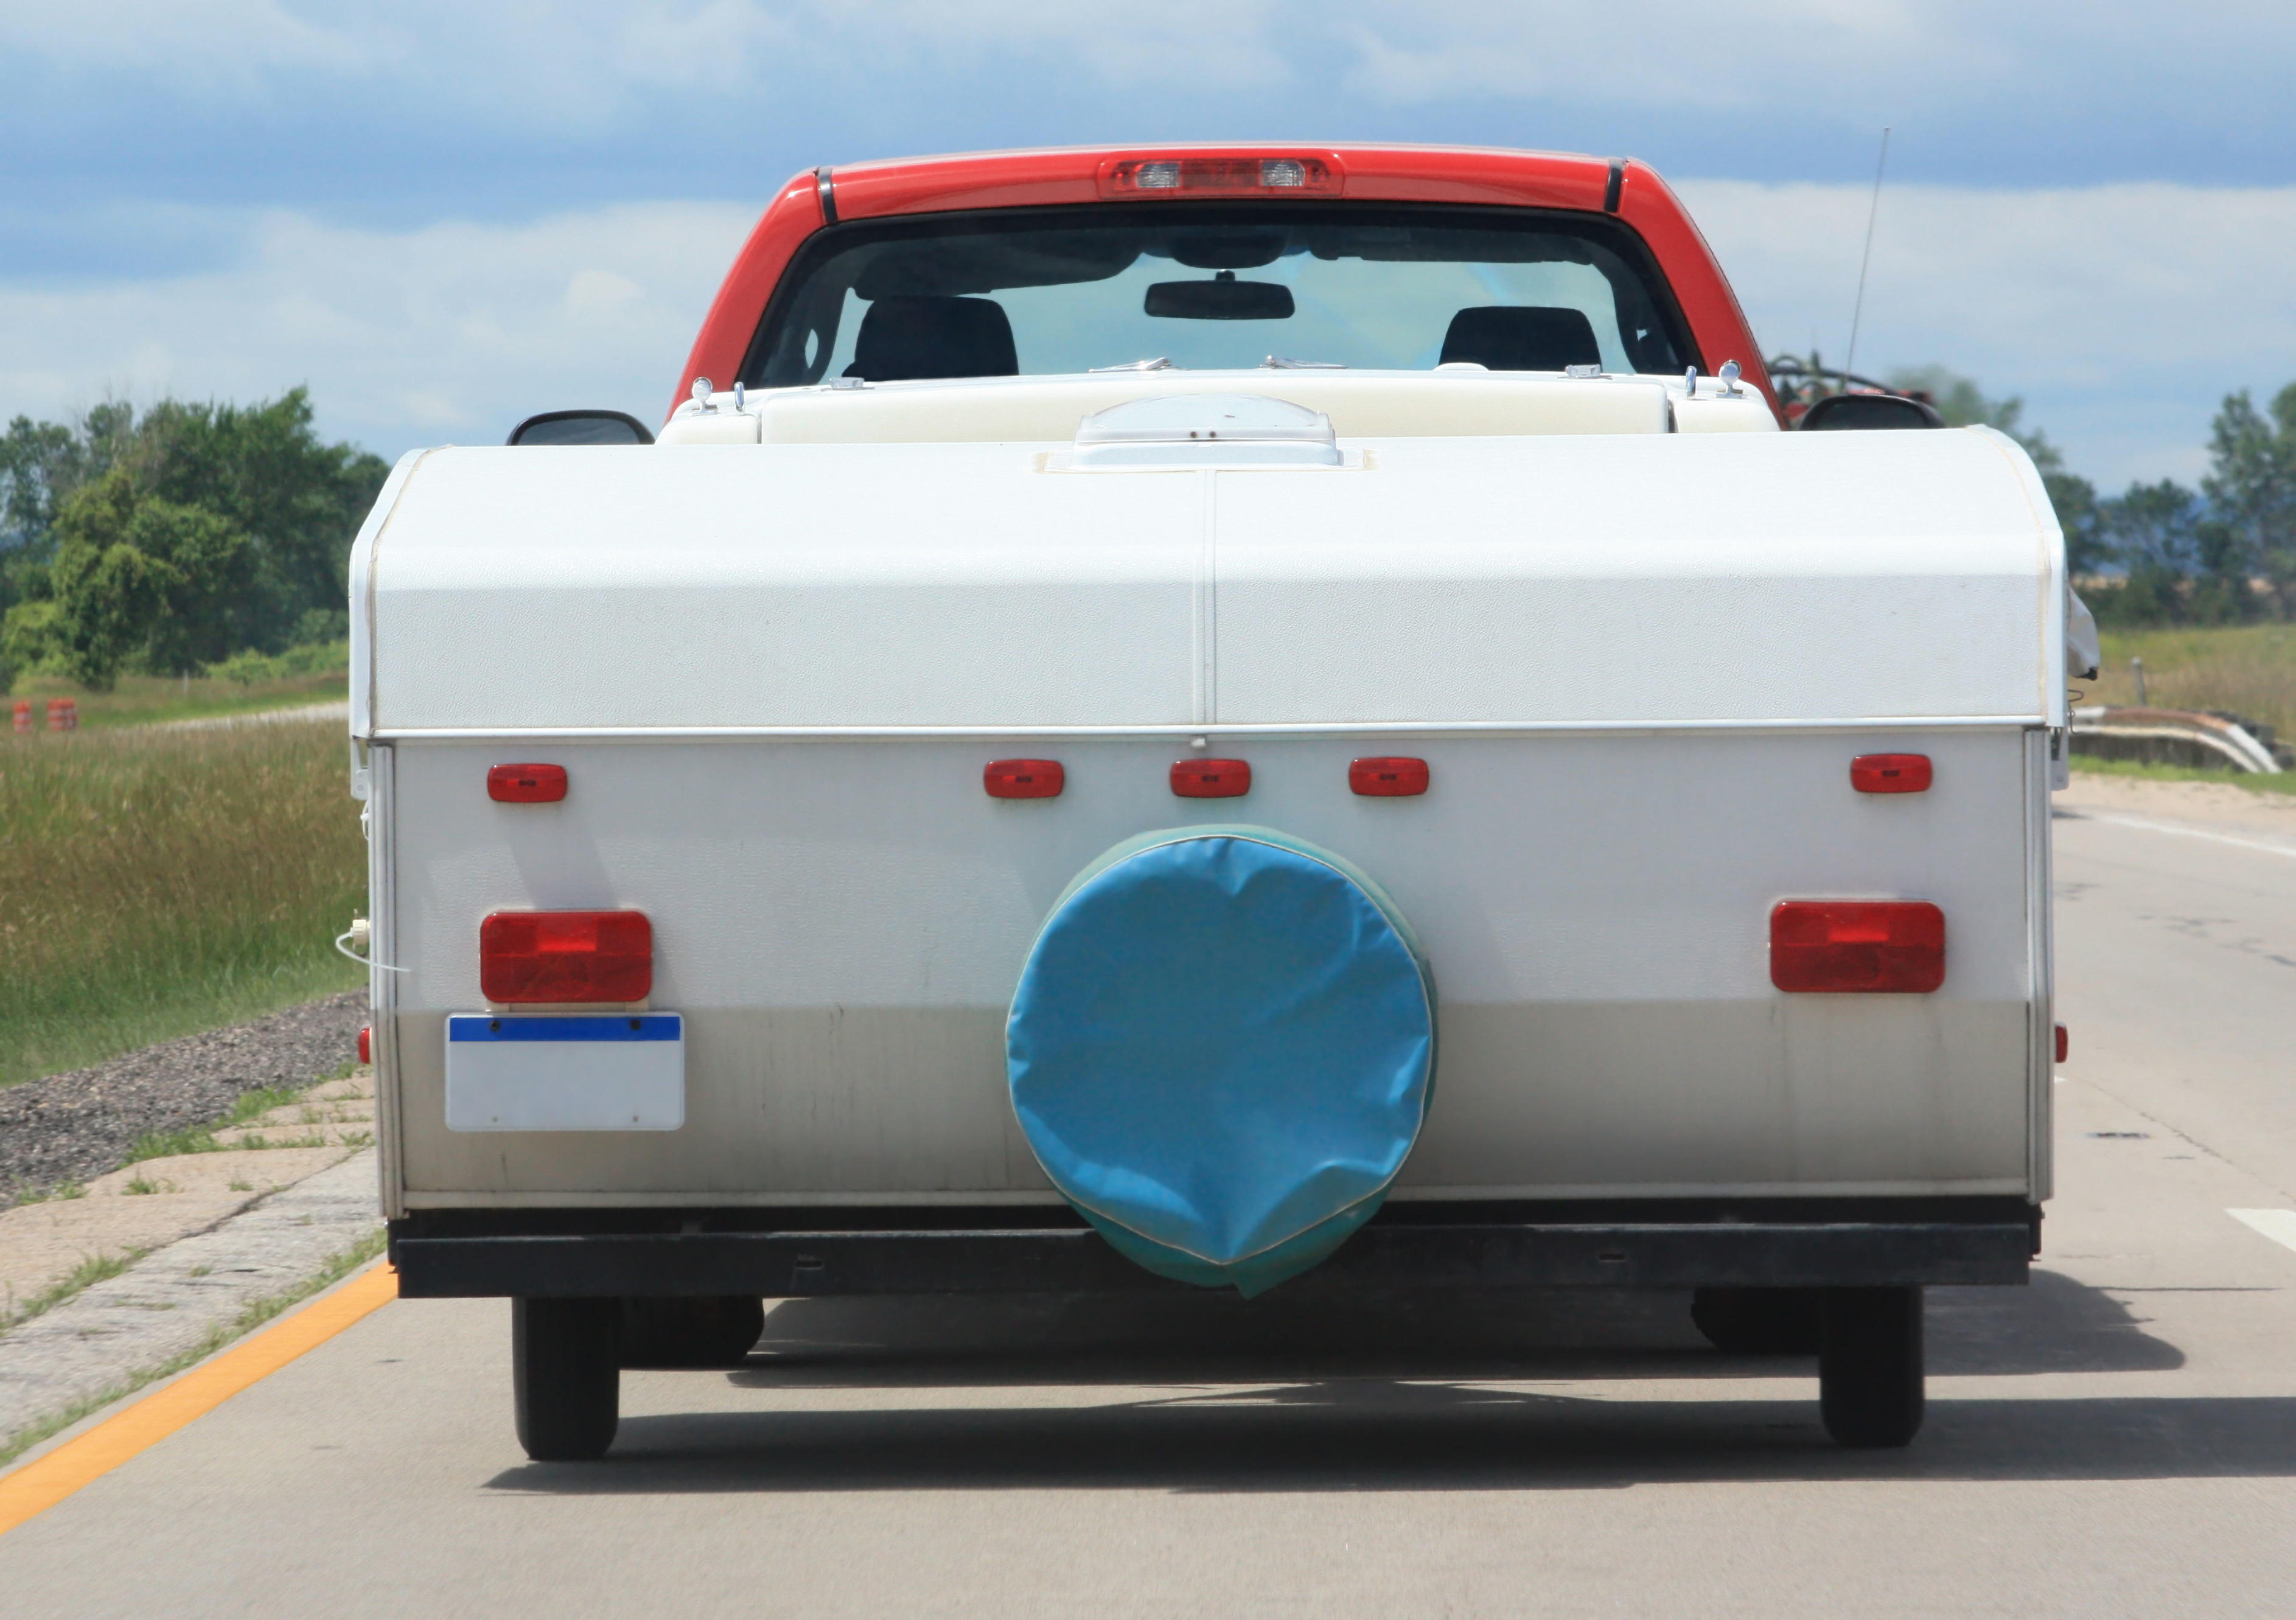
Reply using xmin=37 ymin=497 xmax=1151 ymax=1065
xmin=444 ymin=1013 xmax=684 ymax=1132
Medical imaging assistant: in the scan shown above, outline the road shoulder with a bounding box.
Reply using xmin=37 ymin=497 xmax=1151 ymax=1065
xmin=2059 ymin=770 xmax=2296 ymax=850
xmin=0 ymin=1149 xmax=384 ymax=1468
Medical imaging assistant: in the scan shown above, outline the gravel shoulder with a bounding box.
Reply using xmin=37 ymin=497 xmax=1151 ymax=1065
xmin=0 ymin=990 xmax=369 ymax=1207
xmin=2059 ymin=769 xmax=2296 ymax=848
xmin=1 ymin=1069 xmax=375 ymax=1316
xmin=0 ymin=988 xmax=383 ymax=1468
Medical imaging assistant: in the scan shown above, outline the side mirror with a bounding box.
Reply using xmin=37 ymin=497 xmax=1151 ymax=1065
xmin=1798 ymin=393 xmax=1946 ymax=431
xmin=507 ymin=410 xmax=655 ymax=446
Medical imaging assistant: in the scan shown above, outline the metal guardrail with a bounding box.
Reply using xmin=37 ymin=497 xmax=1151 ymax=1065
xmin=2069 ymin=706 xmax=2290 ymax=773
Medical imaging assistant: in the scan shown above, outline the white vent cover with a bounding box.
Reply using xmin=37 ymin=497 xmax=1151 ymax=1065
xmin=1070 ymin=393 xmax=1340 ymax=467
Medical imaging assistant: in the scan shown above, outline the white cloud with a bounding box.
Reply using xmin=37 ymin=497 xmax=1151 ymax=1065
xmin=0 ymin=0 xmax=366 ymax=82
xmin=0 ymin=0 xmax=1301 ymax=104
xmin=0 ymin=202 xmax=756 ymax=452
xmin=1678 ymin=179 xmax=2296 ymax=484
xmin=1337 ymin=2 xmax=1935 ymax=110
xmin=1328 ymin=0 xmax=2292 ymax=138
xmin=836 ymin=0 xmax=1294 ymax=89
xmin=7 ymin=1 xmax=2286 ymax=128
xmin=2 ymin=182 xmax=2291 ymax=487
xmin=0 ymin=0 xmax=1290 ymax=141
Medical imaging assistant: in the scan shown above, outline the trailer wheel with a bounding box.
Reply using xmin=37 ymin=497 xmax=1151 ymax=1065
xmin=1818 ymin=1287 xmax=1924 ymax=1448
xmin=1691 ymin=1287 xmax=1821 ymax=1354
xmin=512 ymin=1297 xmax=619 ymax=1461
xmin=618 ymin=1296 xmax=767 ymax=1369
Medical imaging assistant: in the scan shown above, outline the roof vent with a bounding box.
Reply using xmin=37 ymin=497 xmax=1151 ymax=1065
xmin=1070 ymin=394 xmax=1340 ymax=468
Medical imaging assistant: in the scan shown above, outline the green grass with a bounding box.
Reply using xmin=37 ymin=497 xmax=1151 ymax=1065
xmin=6 ymin=660 xmax=346 ymax=731
xmin=226 ymin=1133 xmax=332 ymax=1152
xmin=2085 ymin=624 xmax=2296 ymax=741
xmin=0 ymin=717 xmax=364 ymax=1090
xmin=1 ymin=1249 xmax=145 ymax=1334
xmin=122 ymin=1083 xmax=312 ymax=1164
xmin=2071 ymin=756 xmax=2296 ymax=795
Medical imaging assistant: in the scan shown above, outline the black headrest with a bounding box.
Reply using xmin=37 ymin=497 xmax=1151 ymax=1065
xmin=844 ymin=296 xmax=1018 ymax=382
xmin=1439 ymin=306 xmax=1602 ymax=372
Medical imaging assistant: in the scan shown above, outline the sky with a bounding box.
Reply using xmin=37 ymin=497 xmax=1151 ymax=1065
xmin=3 ymin=1 xmax=2292 ymax=489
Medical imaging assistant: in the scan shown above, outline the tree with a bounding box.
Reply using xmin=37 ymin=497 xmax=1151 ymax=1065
xmin=48 ymin=470 xmax=254 ymax=687
xmin=2202 ymin=382 xmax=2296 ymax=618
xmin=0 ymin=402 xmax=143 ymax=548
xmin=2096 ymin=480 xmax=2206 ymax=623
xmin=0 ymin=403 xmax=144 ymax=617
xmin=0 ymin=391 xmax=386 ymax=652
xmin=134 ymin=389 xmax=389 ymax=649
xmin=0 ymin=599 xmax=68 ymax=679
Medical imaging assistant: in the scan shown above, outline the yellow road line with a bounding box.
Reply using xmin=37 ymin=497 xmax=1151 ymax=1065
xmin=0 ymin=1262 xmax=399 ymax=1537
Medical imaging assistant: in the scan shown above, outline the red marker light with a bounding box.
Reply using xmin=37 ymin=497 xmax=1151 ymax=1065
xmin=1171 ymin=759 xmax=1251 ymax=798
xmin=1100 ymin=155 xmax=1342 ymax=198
xmin=1349 ymin=757 xmax=1429 ymax=797
xmin=1851 ymin=753 xmax=1932 ymax=794
xmin=488 ymin=764 xmax=568 ymax=803
xmin=984 ymin=759 xmax=1064 ymax=799
xmin=358 ymin=1026 xmax=371 ymax=1066
xmin=1770 ymin=901 xmax=1945 ymax=994
xmin=480 ymin=910 xmax=652 ymax=1004
xmin=2056 ymin=1024 xmax=2069 ymax=1064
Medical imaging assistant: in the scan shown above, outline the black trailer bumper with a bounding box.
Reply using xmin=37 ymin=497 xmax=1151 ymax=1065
xmin=390 ymin=1197 xmax=2037 ymax=1298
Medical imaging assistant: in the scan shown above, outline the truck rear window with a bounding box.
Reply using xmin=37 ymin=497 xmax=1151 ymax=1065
xmin=741 ymin=203 xmax=1695 ymax=386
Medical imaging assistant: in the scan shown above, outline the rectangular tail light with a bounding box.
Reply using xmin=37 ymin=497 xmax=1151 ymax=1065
xmin=1100 ymin=156 xmax=1342 ymax=198
xmin=1771 ymin=901 xmax=1945 ymax=994
xmin=488 ymin=763 xmax=568 ymax=803
xmin=1851 ymin=754 xmax=1932 ymax=794
xmin=1349 ymin=756 xmax=1429 ymax=797
xmin=480 ymin=910 xmax=652 ymax=1004
xmin=984 ymin=759 xmax=1064 ymax=798
xmin=1171 ymin=758 xmax=1251 ymax=798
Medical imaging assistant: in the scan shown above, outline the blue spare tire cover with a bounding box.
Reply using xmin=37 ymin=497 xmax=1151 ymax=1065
xmin=1007 ymin=826 xmax=1436 ymax=1297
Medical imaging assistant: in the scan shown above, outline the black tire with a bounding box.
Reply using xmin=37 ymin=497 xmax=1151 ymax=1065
xmin=512 ymin=1296 xmax=619 ymax=1461
xmin=1691 ymin=1287 xmax=1823 ymax=1354
xmin=1818 ymin=1286 xmax=1925 ymax=1448
xmin=617 ymin=1296 xmax=766 ymax=1369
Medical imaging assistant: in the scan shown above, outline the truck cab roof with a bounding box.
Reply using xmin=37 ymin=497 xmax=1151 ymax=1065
xmin=675 ymin=145 xmax=1782 ymax=426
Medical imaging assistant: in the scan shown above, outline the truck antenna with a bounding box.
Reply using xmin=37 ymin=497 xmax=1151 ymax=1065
xmin=1841 ymin=127 xmax=1891 ymax=390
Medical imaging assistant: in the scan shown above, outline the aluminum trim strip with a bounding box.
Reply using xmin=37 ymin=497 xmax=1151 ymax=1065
xmin=374 ymin=716 xmax=2047 ymax=742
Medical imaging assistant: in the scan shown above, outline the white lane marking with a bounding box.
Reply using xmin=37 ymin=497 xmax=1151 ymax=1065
xmin=2071 ymin=811 xmax=2296 ymax=862
xmin=2228 ymin=1209 xmax=2296 ymax=1254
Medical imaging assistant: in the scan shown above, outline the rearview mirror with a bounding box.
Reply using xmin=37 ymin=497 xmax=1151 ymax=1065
xmin=1798 ymin=394 xmax=1945 ymax=431
xmin=507 ymin=410 xmax=656 ymax=446
xmin=1145 ymin=277 xmax=1296 ymax=321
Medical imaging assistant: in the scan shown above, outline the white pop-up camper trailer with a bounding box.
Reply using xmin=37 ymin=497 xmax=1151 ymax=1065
xmin=355 ymin=145 xmax=2096 ymax=1459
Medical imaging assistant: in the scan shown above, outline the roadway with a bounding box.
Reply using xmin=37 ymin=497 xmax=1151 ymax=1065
xmin=2 ymin=779 xmax=2293 ymax=1617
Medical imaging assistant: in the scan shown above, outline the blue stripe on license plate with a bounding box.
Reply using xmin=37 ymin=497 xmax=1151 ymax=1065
xmin=447 ymin=1014 xmax=681 ymax=1042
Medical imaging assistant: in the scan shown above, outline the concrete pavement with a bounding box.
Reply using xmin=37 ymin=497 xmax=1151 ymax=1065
xmin=0 ymin=781 xmax=2291 ymax=1617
